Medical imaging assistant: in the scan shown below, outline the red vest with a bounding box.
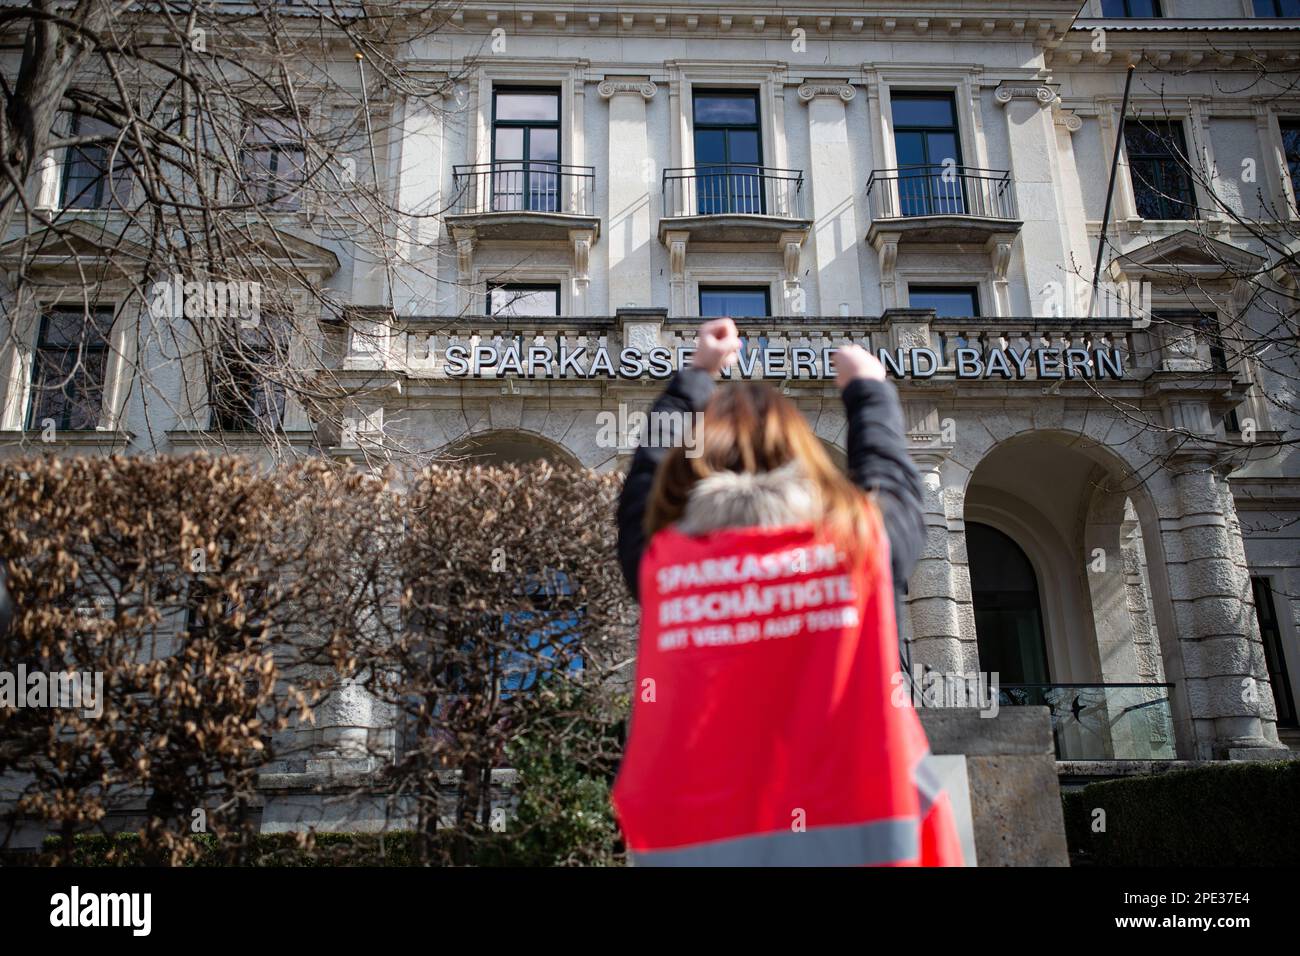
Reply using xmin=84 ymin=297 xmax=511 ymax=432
xmin=612 ymin=515 xmax=964 ymax=866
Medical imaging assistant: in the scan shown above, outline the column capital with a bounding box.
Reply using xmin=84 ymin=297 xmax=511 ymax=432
xmin=797 ymin=82 xmax=856 ymax=103
xmin=994 ymin=82 xmax=1057 ymax=108
xmin=598 ymin=78 xmax=657 ymax=101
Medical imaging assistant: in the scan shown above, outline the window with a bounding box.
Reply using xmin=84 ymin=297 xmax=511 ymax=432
xmin=1253 ymin=0 xmax=1300 ymax=16
xmin=60 ymin=115 xmax=133 ymax=210
xmin=241 ymin=114 xmax=306 ymax=210
xmin=699 ymin=286 xmax=770 ymax=317
xmin=1102 ymin=0 xmax=1162 ymax=15
xmin=208 ymin=323 xmax=287 ymax=432
xmin=1125 ymin=121 xmax=1195 ymax=220
xmin=968 ymin=523 xmax=1049 ymax=686
xmin=891 ymin=92 xmax=965 ymax=216
xmin=1156 ymin=310 xmax=1239 ymax=431
xmin=487 ymin=283 xmax=561 ymax=317
xmin=26 ymin=306 xmax=115 ymax=431
xmin=492 ymin=88 xmax=560 ymax=212
xmin=1280 ymin=119 xmax=1300 ymax=211
xmin=1252 ymin=577 xmax=1297 ymax=727
xmin=692 ymin=91 xmax=764 ymax=214
xmin=908 ymin=285 xmax=980 ymax=317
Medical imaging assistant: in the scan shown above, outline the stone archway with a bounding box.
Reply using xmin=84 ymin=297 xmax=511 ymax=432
xmin=439 ymin=428 xmax=583 ymax=468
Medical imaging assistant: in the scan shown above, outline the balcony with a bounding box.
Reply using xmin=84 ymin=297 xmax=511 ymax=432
xmin=866 ymin=165 xmax=1021 ymax=244
xmin=998 ymin=683 xmax=1177 ymax=761
xmin=446 ymin=161 xmax=598 ymax=241
xmin=659 ymin=165 xmax=811 ymax=243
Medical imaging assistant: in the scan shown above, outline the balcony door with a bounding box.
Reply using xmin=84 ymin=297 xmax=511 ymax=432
xmin=692 ymin=91 xmax=764 ymax=215
xmin=492 ymin=88 xmax=560 ymax=212
xmin=891 ymin=92 xmax=966 ymax=216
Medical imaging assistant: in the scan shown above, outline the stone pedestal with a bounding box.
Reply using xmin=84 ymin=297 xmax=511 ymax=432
xmin=920 ymin=706 xmax=1070 ymax=866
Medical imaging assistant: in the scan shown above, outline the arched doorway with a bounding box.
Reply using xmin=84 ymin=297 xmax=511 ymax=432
xmin=966 ymin=522 xmax=1049 ymax=685
xmin=439 ymin=429 xmax=581 ymax=467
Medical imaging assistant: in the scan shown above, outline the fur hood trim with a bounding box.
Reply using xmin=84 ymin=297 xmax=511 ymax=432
xmin=676 ymin=461 xmax=822 ymax=535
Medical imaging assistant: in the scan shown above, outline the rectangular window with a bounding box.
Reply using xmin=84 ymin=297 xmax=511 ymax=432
xmin=60 ymin=114 xmax=133 ymax=210
xmin=1253 ymin=0 xmax=1300 ymax=16
xmin=208 ymin=323 xmax=287 ymax=432
xmin=692 ymin=91 xmax=764 ymax=215
xmin=27 ymin=306 xmax=115 ymax=431
xmin=1280 ymin=119 xmax=1300 ymax=211
xmin=487 ymin=283 xmax=561 ymax=317
xmin=492 ymin=87 xmax=560 ymax=212
xmin=699 ymin=286 xmax=770 ymax=317
xmin=1125 ymin=120 xmax=1195 ymax=220
xmin=241 ymin=114 xmax=306 ymax=210
xmin=1102 ymin=0 xmax=1162 ymax=15
xmin=891 ymin=92 xmax=965 ymax=216
xmin=1252 ymin=577 xmax=1297 ymax=727
xmin=908 ymin=285 xmax=980 ymax=317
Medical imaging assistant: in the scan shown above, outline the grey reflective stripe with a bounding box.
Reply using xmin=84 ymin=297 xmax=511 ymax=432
xmin=913 ymin=751 xmax=945 ymax=816
xmin=628 ymin=818 xmax=919 ymax=867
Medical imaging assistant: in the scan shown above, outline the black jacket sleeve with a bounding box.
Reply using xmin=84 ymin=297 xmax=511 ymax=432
xmin=841 ymin=378 xmax=926 ymax=594
xmin=616 ymin=368 xmax=717 ymax=602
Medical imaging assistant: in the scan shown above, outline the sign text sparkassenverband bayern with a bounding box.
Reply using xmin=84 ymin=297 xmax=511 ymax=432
xmin=437 ymin=343 xmax=1126 ymax=381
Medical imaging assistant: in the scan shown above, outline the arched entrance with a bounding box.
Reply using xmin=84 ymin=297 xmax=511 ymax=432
xmin=966 ymin=522 xmax=1049 ymax=685
xmin=439 ymin=429 xmax=582 ymax=467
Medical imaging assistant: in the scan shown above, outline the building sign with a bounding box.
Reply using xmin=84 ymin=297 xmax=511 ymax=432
xmin=438 ymin=343 xmax=1126 ymax=381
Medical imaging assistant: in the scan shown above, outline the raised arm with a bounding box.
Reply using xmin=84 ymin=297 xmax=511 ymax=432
xmin=616 ymin=318 xmax=739 ymax=602
xmin=833 ymin=345 xmax=926 ymax=594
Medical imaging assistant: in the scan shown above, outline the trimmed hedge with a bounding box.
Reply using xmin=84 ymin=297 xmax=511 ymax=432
xmin=1062 ymin=760 xmax=1300 ymax=866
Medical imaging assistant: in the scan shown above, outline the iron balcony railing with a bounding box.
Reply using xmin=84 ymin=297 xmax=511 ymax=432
xmin=866 ymin=164 xmax=1017 ymax=221
xmin=662 ymin=164 xmax=805 ymax=219
xmin=450 ymin=161 xmax=594 ymax=216
xmin=998 ymin=683 xmax=1177 ymax=761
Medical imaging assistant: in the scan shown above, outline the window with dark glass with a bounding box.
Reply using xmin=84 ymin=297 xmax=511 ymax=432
xmin=1280 ymin=119 xmax=1300 ymax=211
xmin=60 ymin=114 xmax=134 ymax=210
xmin=208 ymin=322 xmax=287 ymax=432
xmin=699 ymin=286 xmax=770 ymax=317
xmin=492 ymin=88 xmax=560 ymax=212
xmin=909 ymin=285 xmax=980 ymax=317
xmin=241 ymin=114 xmax=306 ymax=210
xmin=1253 ymin=0 xmax=1300 ymax=17
xmin=968 ymin=522 xmax=1049 ymax=686
xmin=1124 ymin=121 xmax=1195 ymax=219
xmin=692 ymin=91 xmax=764 ymax=214
xmin=1156 ymin=310 xmax=1239 ymax=431
xmin=1102 ymin=0 xmax=1162 ymax=16
xmin=891 ymin=92 xmax=965 ymax=216
xmin=1252 ymin=576 xmax=1297 ymax=727
xmin=26 ymin=306 xmax=114 ymax=431
xmin=487 ymin=283 xmax=561 ymax=317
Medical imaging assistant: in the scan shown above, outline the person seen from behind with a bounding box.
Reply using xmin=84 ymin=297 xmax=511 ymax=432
xmin=612 ymin=317 xmax=963 ymax=866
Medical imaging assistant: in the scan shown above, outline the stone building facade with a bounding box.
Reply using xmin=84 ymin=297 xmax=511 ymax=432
xmin=2 ymin=0 xmax=1298 ymax=779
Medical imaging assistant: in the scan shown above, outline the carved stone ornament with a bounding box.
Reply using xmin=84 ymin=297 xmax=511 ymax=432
xmin=797 ymin=83 xmax=856 ymax=103
xmin=598 ymin=80 xmax=657 ymax=100
xmin=994 ymin=84 xmax=1056 ymax=107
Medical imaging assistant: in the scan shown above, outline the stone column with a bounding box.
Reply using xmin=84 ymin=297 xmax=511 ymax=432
xmin=994 ymin=83 xmax=1072 ymax=314
xmin=907 ymin=450 xmax=979 ymax=676
xmin=600 ymin=78 xmax=657 ymax=311
xmin=1162 ymin=447 xmax=1286 ymax=758
xmin=798 ymin=82 xmax=864 ymax=316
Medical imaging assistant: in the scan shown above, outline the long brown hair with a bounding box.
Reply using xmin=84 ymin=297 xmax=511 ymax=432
xmin=645 ymin=381 xmax=878 ymax=557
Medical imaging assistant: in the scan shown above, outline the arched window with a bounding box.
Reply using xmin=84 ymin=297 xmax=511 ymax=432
xmin=966 ymin=522 xmax=1049 ymax=685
